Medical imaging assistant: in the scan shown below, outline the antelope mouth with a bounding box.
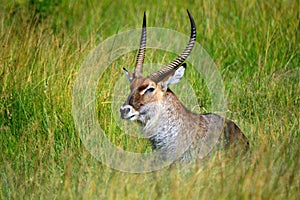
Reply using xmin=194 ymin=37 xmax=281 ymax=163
xmin=128 ymin=114 xmax=139 ymax=121
xmin=121 ymin=113 xmax=139 ymax=121
xmin=120 ymin=105 xmax=139 ymax=121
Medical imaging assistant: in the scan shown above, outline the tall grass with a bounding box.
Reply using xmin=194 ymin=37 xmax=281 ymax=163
xmin=1 ymin=0 xmax=299 ymax=199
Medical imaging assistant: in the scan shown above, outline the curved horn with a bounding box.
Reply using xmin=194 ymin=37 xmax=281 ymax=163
xmin=134 ymin=12 xmax=146 ymax=78
xmin=149 ymin=10 xmax=196 ymax=83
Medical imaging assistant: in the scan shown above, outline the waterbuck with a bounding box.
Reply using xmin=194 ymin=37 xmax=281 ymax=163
xmin=120 ymin=10 xmax=249 ymax=162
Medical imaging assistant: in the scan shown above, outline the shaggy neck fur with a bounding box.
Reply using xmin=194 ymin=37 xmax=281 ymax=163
xmin=140 ymin=91 xmax=206 ymax=161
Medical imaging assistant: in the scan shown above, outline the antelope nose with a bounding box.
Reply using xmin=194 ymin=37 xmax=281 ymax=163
xmin=120 ymin=105 xmax=131 ymax=118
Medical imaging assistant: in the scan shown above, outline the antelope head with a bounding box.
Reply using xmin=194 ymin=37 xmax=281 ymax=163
xmin=120 ymin=10 xmax=196 ymax=125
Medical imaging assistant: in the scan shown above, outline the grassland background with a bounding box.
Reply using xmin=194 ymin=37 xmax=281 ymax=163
xmin=0 ymin=0 xmax=299 ymax=199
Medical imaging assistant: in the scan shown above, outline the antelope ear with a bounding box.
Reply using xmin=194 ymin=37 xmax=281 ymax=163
xmin=123 ymin=67 xmax=134 ymax=82
xmin=159 ymin=63 xmax=186 ymax=91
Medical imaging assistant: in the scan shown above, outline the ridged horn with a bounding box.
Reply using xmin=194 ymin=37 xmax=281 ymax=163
xmin=149 ymin=9 xmax=196 ymax=83
xmin=134 ymin=12 xmax=146 ymax=78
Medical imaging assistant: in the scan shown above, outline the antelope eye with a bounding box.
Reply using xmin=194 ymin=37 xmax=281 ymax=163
xmin=139 ymin=85 xmax=156 ymax=95
xmin=145 ymin=87 xmax=155 ymax=93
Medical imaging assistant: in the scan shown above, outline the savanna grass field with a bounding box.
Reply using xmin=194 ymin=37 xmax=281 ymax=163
xmin=1 ymin=0 xmax=299 ymax=199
